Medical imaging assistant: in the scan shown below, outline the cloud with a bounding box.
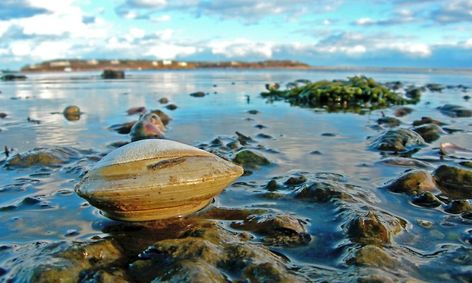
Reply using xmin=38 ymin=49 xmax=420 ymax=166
xmin=0 ymin=0 xmax=49 ymax=20
xmin=353 ymin=9 xmax=416 ymax=26
xmin=209 ymin=39 xmax=274 ymax=58
xmin=430 ymin=0 xmax=472 ymax=24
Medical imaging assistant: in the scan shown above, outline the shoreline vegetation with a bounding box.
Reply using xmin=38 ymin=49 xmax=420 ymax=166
xmin=13 ymin=59 xmax=472 ymax=74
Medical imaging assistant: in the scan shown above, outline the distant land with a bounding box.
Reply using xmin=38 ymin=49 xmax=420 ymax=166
xmin=20 ymin=59 xmax=310 ymax=72
xmin=16 ymin=59 xmax=472 ymax=74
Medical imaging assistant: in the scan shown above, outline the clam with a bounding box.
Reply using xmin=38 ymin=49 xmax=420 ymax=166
xmin=75 ymin=139 xmax=244 ymax=221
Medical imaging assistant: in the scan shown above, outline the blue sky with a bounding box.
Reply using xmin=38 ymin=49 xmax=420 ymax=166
xmin=0 ymin=0 xmax=471 ymax=69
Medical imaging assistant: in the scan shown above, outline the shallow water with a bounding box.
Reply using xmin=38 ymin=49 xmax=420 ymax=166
xmin=1 ymin=70 xmax=471 ymax=282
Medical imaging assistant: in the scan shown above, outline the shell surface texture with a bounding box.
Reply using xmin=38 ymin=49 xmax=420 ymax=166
xmin=76 ymin=139 xmax=243 ymax=221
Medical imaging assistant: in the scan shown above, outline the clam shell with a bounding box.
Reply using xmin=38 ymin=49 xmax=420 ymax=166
xmin=76 ymin=139 xmax=243 ymax=221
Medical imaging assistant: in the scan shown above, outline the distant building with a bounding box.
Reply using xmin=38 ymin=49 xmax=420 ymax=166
xmin=162 ymin=60 xmax=172 ymax=66
xmin=177 ymin=62 xmax=188 ymax=67
xmin=64 ymin=67 xmax=72 ymax=72
xmin=152 ymin=61 xmax=159 ymax=66
xmin=110 ymin=60 xmax=120 ymax=65
xmin=87 ymin=59 xmax=98 ymax=65
xmin=49 ymin=61 xmax=71 ymax=67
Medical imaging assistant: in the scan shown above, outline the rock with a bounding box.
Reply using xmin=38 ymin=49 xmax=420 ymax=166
xmin=6 ymin=147 xmax=80 ymax=167
xmin=1 ymin=74 xmax=27 ymax=81
xmin=377 ymin=116 xmax=401 ymax=127
xmin=256 ymin=133 xmax=272 ymax=139
xmin=405 ymin=87 xmax=422 ymax=100
xmin=265 ymin=83 xmax=280 ymax=92
xmin=393 ymin=107 xmax=413 ymax=117
xmin=439 ymin=143 xmax=472 ymax=159
xmin=426 ymin=83 xmax=444 ymax=92
xmin=349 ymin=245 xmax=396 ymax=268
xmin=347 ymin=211 xmax=404 ymax=245
xmin=265 ymin=179 xmax=281 ymax=191
xmin=190 ymin=91 xmax=206 ymax=97
xmin=460 ymin=161 xmax=472 ymax=168
xmin=294 ymin=181 xmax=351 ymax=202
xmin=284 ymin=175 xmax=307 ymax=186
xmin=412 ymin=116 xmax=446 ymax=127
xmin=378 ymin=157 xmax=433 ymax=169
xmin=130 ymin=113 xmax=166 ymax=141
xmin=101 ymin=69 xmax=125 ymax=79
xmin=62 ymin=105 xmax=81 ymax=121
xmin=230 ymin=214 xmax=311 ymax=246
xmin=165 ymin=104 xmax=177 ymax=110
xmin=438 ymin=104 xmax=472 ymax=118
xmin=151 ymin=259 xmax=226 ymax=283
xmin=433 ymin=165 xmax=472 ymax=199
xmin=357 ymin=274 xmax=395 ymax=283
xmin=232 ymin=150 xmax=270 ymax=169
xmin=126 ymin=106 xmax=146 ymax=115
xmin=158 ymin=97 xmax=169 ymax=104
xmin=247 ymin=109 xmax=259 ymax=115
xmin=384 ymin=170 xmax=436 ymax=196
xmin=445 ymin=200 xmax=472 ymax=214
xmin=412 ymin=192 xmax=442 ymax=208
xmin=235 ymin=131 xmax=254 ymax=145
xmin=412 ymin=124 xmax=445 ymax=143
xmin=369 ymin=129 xmax=426 ymax=152
xmin=75 ymin=139 xmax=243 ymax=221
xmin=109 ymin=121 xmax=137 ymax=135
xmin=150 ymin=109 xmax=171 ymax=125
xmin=0 ymin=112 xmax=7 ymax=119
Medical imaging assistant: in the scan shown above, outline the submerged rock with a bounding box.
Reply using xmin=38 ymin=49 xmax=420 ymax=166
xmin=413 ymin=124 xmax=445 ymax=143
xmin=109 ymin=121 xmax=137 ymax=135
xmin=348 ymin=245 xmax=397 ymax=268
xmin=190 ymin=91 xmax=206 ymax=98
xmin=62 ymin=105 xmax=81 ymax=121
xmin=0 ymin=112 xmax=6 ymax=119
xmin=158 ymin=97 xmax=169 ymax=104
xmin=6 ymin=147 xmax=80 ymax=168
xmin=393 ymin=107 xmax=413 ymax=117
xmin=438 ymin=104 xmax=472 ymax=118
xmin=369 ymin=129 xmax=426 ymax=152
xmin=165 ymin=104 xmax=177 ymax=110
xmin=232 ymin=150 xmax=270 ymax=169
xmin=445 ymin=200 xmax=472 ymax=214
xmin=130 ymin=113 xmax=166 ymax=141
xmin=384 ymin=170 xmax=436 ymax=196
xmin=294 ymin=181 xmax=352 ymax=202
xmin=101 ymin=69 xmax=125 ymax=79
xmin=230 ymin=213 xmax=311 ymax=246
xmin=1 ymin=74 xmax=27 ymax=81
xmin=412 ymin=192 xmax=442 ymax=208
xmin=433 ymin=165 xmax=472 ymax=199
xmin=377 ymin=116 xmax=401 ymax=127
xmin=412 ymin=116 xmax=446 ymax=127
xmin=75 ymin=139 xmax=243 ymax=221
xmin=347 ymin=211 xmax=404 ymax=245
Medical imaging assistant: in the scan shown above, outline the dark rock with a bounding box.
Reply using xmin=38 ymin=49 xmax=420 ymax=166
xmin=369 ymin=129 xmax=426 ymax=152
xmin=393 ymin=107 xmax=413 ymax=117
xmin=377 ymin=116 xmax=400 ymax=127
xmin=310 ymin=150 xmax=322 ymax=155
xmin=27 ymin=117 xmax=41 ymax=124
xmin=433 ymin=165 xmax=472 ymax=199
xmin=460 ymin=161 xmax=472 ymax=168
xmin=405 ymin=87 xmax=422 ymax=100
xmin=321 ymin=133 xmax=336 ymax=137
xmin=190 ymin=91 xmax=206 ymax=97
xmin=62 ymin=105 xmax=80 ymax=121
xmin=0 ymin=113 xmax=7 ymax=119
xmin=384 ymin=170 xmax=436 ymax=195
xmin=101 ymin=69 xmax=125 ymax=79
xmin=445 ymin=200 xmax=472 ymax=214
xmin=265 ymin=179 xmax=280 ymax=191
xmin=284 ymin=175 xmax=307 ymax=186
xmin=158 ymin=97 xmax=169 ymax=104
xmin=412 ymin=116 xmax=446 ymax=127
xmin=235 ymin=131 xmax=254 ymax=145
xmin=233 ymin=150 xmax=270 ymax=169
xmin=294 ymin=181 xmax=351 ymax=202
xmin=256 ymin=133 xmax=272 ymax=139
xmin=247 ymin=109 xmax=259 ymax=115
xmin=126 ymin=106 xmax=146 ymax=115
xmin=426 ymin=83 xmax=444 ymax=92
xmin=412 ymin=192 xmax=442 ymax=208
xmin=254 ymin=124 xmax=267 ymax=129
xmin=413 ymin=124 xmax=445 ymax=143
xmin=347 ymin=211 xmax=403 ymax=245
xmin=464 ymin=95 xmax=471 ymax=100
xmin=1 ymin=74 xmax=27 ymax=81
xmin=165 ymin=104 xmax=177 ymax=110
xmin=438 ymin=104 xmax=472 ymax=118
xmin=0 ymin=267 xmax=6 ymax=277
xmin=265 ymin=83 xmax=280 ymax=92
xmin=109 ymin=121 xmax=136 ymax=134
xmin=231 ymin=214 xmax=311 ymax=246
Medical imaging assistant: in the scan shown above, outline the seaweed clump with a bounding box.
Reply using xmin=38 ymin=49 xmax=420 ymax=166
xmin=262 ymin=76 xmax=415 ymax=113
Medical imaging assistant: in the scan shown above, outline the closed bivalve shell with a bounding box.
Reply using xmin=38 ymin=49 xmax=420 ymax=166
xmin=76 ymin=139 xmax=243 ymax=221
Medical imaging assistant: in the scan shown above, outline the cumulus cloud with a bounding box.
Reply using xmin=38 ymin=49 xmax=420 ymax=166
xmin=209 ymin=39 xmax=274 ymax=58
xmin=0 ymin=0 xmax=49 ymax=20
xmin=354 ymin=9 xmax=416 ymax=26
xmin=430 ymin=0 xmax=472 ymax=24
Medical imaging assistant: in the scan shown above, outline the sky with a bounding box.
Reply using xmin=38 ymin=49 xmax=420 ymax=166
xmin=0 ymin=0 xmax=471 ymax=69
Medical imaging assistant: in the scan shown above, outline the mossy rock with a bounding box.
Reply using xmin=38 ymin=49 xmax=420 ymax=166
xmin=348 ymin=245 xmax=397 ymax=268
xmin=233 ymin=150 xmax=270 ymax=169
xmin=433 ymin=165 xmax=472 ymax=199
xmin=369 ymin=129 xmax=426 ymax=152
xmin=413 ymin=124 xmax=445 ymax=143
xmin=384 ymin=170 xmax=436 ymax=196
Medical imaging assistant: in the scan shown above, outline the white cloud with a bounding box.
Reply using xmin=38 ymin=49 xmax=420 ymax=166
xmin=30 ymin=41 xmax=72 ymax=60
xmin=209 ymin=39 xmax=273 ymax=58
xmin=145 ymin=44 xmax=197 ymax=59
xmin=9 ymin=41 xmax=32 ymax=57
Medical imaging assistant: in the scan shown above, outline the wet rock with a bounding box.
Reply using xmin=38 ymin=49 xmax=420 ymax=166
xmin=190 ymin=91 xmax=206 ymax=98
xmin=151 ymin=259 xmax=226 ymax=283
xmin=62 ymin=105 xmax=81 ymax=121
xmin=349 ymin=245 xmax=397 ymax=268
xmin=377 ymin=117 xmax=400 ymax=127
xmin=233 ymin=150 xmax=270 ymax=169
xmin=149 ymin=109 xmax=171 ymax=126
xmin=357 ymin=274 xmax=395 ymax=283
xmin=126 ymin=106 xmax=146 ymax=115
xmin=165 ymin=104 xmax=177 ymax=110
xmin=1 ymin=74 xmax=27 ymax=81
xmin=378 ymin=157 xmax=433 ymax=169
xmin=426 ymin=83 xmax=444 ymax=92
xmin=6 ymin=147 xmax=80 ymax=167
xmin=4 ymin=240 xmax=126 ymax=283
xmin=235 ymin=131 xmax=254 ymax=145
xmin=109 ymin=121 xmax=136 ymax=135
xmin=254 ymin=124 xmax=267 ymax=129
xmin=393 ymin=107 xmax=413 ymax=117
xmin=433 ymin=165 xmax=472 ymax=199
xmin=412 ymin=116 xmax=446 ymax=127
xmin=321 ymin=132 xmax=336 ymax=137
xmin=285 ymin=175 xmax=307 ymax=186
xmin=445 ymin=200 xmax=472 ymax=214
xmin=438 ymin=104 xmax=472 ymax=118
xmin=265 ymin=82 xmax=280 ymax=92
xmin=0 ymin=112 xmax=7 ymax=119
xmin=265 ymin=179 xmax=281 ymax=191
xmin=231 ymin=214 xmax=311 ymax=246
xmin=247 ymin=109 xmax=259 ymax=115
xmin=412 ymin=192 xmax=442 ymax=208
xmin=413 ymin=124 xmax=445 ymax=143
xmin=405 ymin=87 xmax=422 ymax=100
xmin=101 ymin=69 xmax=125 ymax=79
xmin=158 ymin=97 xmax=169 ymax=104
xmin=130 ymin=113 xmax=166 ymax=141
xmin=460 ymin=161 xmax=472 ymax=168
xmin=27 ymin=117 xmax=41 ymax=124
xmin=369 ymin=129 xmax=426 ymax=152
xmin=417 ymin=219 xmax=433 ymax=228
xmin=384 ymin=170 xmax=436 ymax=196
xmin=294 ymin=181 xmax=351 ymax=202
xmin=256 ymin=133 xmax=272 ymax=139
xmin=347 ymin=211 xmax=404 ymax=245
xmin=439 ymin=142 xmax=472 ymax=159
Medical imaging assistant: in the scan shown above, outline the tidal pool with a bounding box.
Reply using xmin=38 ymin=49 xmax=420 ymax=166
xmin=0 ymin=70 xmax=471 ymax=282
